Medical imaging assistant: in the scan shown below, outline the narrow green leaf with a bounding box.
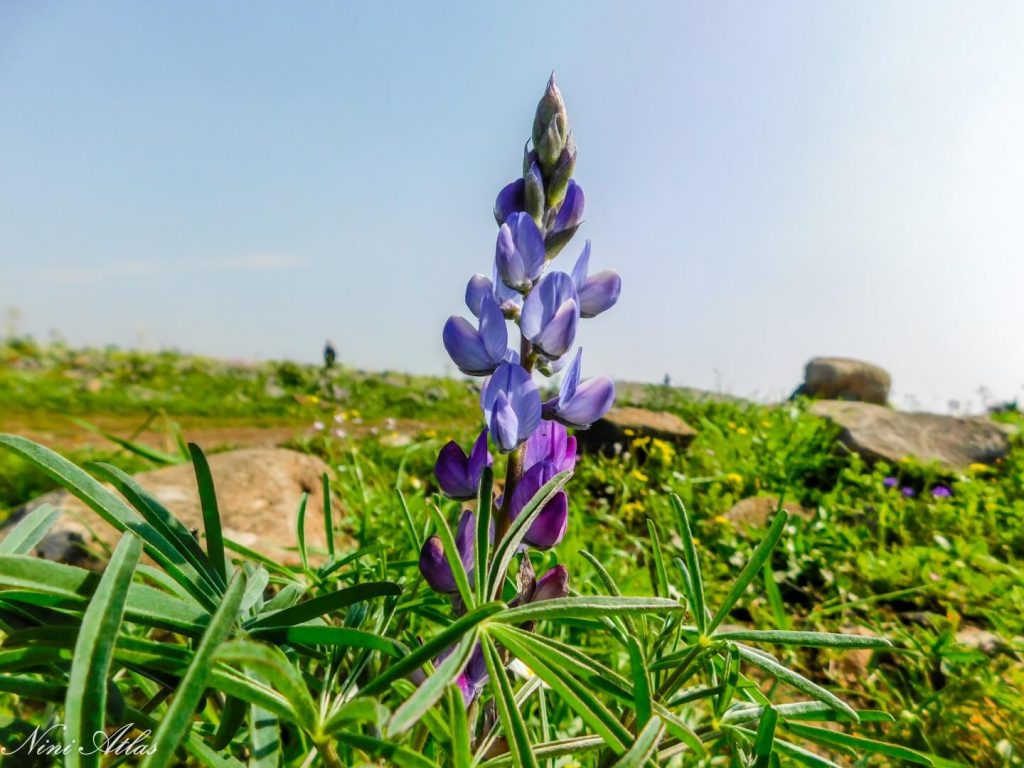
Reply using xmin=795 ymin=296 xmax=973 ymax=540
xmin=709 ymin=510 xmax=788 ymax=632
xmin=247 ymin=580 xmax=402 ymax=629
xmin=216 ymin=640 xmax=319 ymax=734
xmin=490 ymin=625 xmax=630 ymax=753
xmin=626 ymin=637 xmax=652 ymax=728
xmin=321 ymin=472 xmax=335 ymax=558
xmin=188 ymin=443 xmax=228 ymax=584
xmin=140 ymin=570 xmax=247 ymax=768
xmin=333 ymin=731 xmax=439 ymax=768
xmin=359 ymin=601 xmax=504 ymax=698
xmin=481 ymin=633 xmax=538 ymax=768
xmin=321 ymin=698 xmax=389 ymax=734
xmin=430 ymin=505 xmax=475 ymax=610
xmin=669 ymin=494 xmax=707 ymax=634
xmin=736 ymin=644 xmax=858 ymax=721
xmin=125 ymin=706 xmax=246 ymax=768
xmin=753 ymin=707 xmax=778 ymax=768
xmin=782 ymin=722 xmax=935 ymax=765
xmin=475 ymin=465 xmax=493 ymax=603
xmin=716 ymin=629 xmax=892 ymax=649
xmin=296 ymin=491 xmax=310 ymax=571
xmin=65 ymin=533 xmax=141 ymax=768
xmin=645 ymin=519 xmax=669 ymax=598
xmin=611 ymin=716 xmax=664 ymax=768
xmin=723 ymin=702 xmax=894 ymax=726
xmin=494 ymin=596 xmax=683 ymax=625
xmin=762 ymin=560 xmax=789 ymax=630
xmin=478 ymin=736 xmax=604 ymax=767
xmin=488 ymin=470 xmax=572 ymax=599
xmin=70 ymin=417 xmax=182 ymax=465
xmin=211 ymin=695 xmax=248 ymax=751
xmin=388 ymin=628 xmax=478 ymax=737
xmin=0 ymin=504 xmax=61 ymax=555
xmin=91 ymin=461 xmax=225 ymax=592
xmin=248 ymin=670 xmax=281 ymax=768
xmin=252 ymin=624 xmax=406 ymax=656
xmin=449 ymin=685 xmax=471 ymax=768
xmin=715 ymin=644 xmax=740 ymax=718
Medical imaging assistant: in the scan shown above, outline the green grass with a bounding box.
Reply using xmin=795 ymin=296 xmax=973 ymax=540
xmin=1 ymin=340 xmax=1022 ymax=765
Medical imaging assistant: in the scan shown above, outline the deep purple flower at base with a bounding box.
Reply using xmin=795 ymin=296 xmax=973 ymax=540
xmin=532 ymin=564 xmax=570 ymax=602
xmin=456 ymin=643 xmax=489 ymax=706
xmin=481 ymin=362 xmax=542 ymax=452
xmin=435 ymin=429 xmax=492 ymax=500
xmin=507 ymin=461 xmax=569 ymax=550
xmin=524 ymin=420 xmax=576 ymax=474
xmin=931 ymin=485 xmax=952 ymax=498
xmin=443 ymin=293 xmax=508 ymax=376
xmin=418 ymin=510 xmax=476 ymax=593
xmin=520 ymin=272 xmax=580 ymax=360
xmin=496 ymin=212 xmax=545 ymax=291
xmin=571 ymin=241 xmax=621 ymax=318
xmin=542 ymin=349 xmax=615 ymax=429
xmin=901 ymin=487 xmax=916 ymax=498
xmin=882 ymin=476 xmax=898 ymax=489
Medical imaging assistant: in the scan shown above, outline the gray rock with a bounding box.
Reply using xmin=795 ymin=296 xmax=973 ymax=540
xmin=811 ymin=401 xmax=1010 ymax=471
xmin=2 ymin=448 xmax=342 ymax=566
xmin=725 ymin=495 xmax=814 ymax=528
xmin=796 ymin=357 xmax=891 ymax=405
xmin=576 ymin=406 xmax=697 ymax=453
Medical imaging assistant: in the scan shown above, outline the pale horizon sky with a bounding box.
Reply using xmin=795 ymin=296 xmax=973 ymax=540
xmin=2 ymin=2 xmax=1023 ymax=413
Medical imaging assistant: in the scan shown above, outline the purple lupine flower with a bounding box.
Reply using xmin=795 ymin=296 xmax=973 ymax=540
xmin=552 ymin=180 xmax=584 ymax=234
xmin=520 ymin=272 xmax=580 ymax=360
xmin=442 ymin=293 xmax=508 ymax=376
xmin=435 ymin=429 xmax=492 ymax=500
xmin=495 ymin=212 xmax=545 ymax=291
xmin=543 ymin=348 xmax=615 ymax=429
xmin=524 ymin=420 xmax=576 ymax=474
xmin=507 ymin=461 xmax=568 ymax=550
xmin=418 ymin=510 xmax=476 ymax=593
xmin=571 ymin=241 xmax=621 ymax=318
xmin=455 ymin=643 xmax=489 ymax=706
xmin=493 ymin=178 xmax=525 ymax=225
xmin=465 ymin=274 xmax=494 ymax=318
xmin=882 ymin=476 xmax=898 ymax=488
xmin=481 ymin=362 xmax=541 ymax=452
xmin=931 ymin=485 xmax=952 ymax=498
xmin=901 ymin=487 xmax=916 ymax=498
xmin=532 ymin=564 xmax=570 ymax=602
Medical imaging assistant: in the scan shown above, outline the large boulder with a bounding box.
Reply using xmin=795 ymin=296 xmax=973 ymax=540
xmin=2 ymin=448 xmax=339 ymax=566
xmin=576 ymin=406 xmax=697 ymax=453
xmin=810 ymin=401 xmax=1010 ymax=471
xmin=796 ymin=357 xmax=891 ymax=405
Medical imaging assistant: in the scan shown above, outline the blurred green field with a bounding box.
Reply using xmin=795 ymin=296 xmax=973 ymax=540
xmin=1 ymin=337 xmax=1022 ymax=765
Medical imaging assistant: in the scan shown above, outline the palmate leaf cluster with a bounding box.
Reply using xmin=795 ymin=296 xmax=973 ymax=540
xmin=0 ymin=434 xmax=948 ymax=766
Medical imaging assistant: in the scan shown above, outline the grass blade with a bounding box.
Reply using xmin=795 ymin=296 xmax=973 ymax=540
xmin=669 ymin=494 xmax=707 ymax=634
xmin=247 ymin=580 xmax=402 ymax=629
xmin=430 ymin=504 xmax=475 ymax=610
xmin=322 ymin=472 xmax=335 ymax=558
xmin=494 ymin=596 xmax=683 ymax=625
xmin=612 ymin=716 xmax=664 ymax=768
xmin=481 ymin=633 xmax=538 ymax=768
xmin=475 ymin=465 xmax=493 ymax=603
xmin=64 ymin=532 xmax=141 ymax=768
xmin=708 ymin=509 xmax=788 ymax=632
xmin=0 ymin=504 xmax=61 ymax=555
xmin=140 ymin=570 xmax=247 ymax=768
xmin=736 ymin=644 xmax=858 ymax=722
xmin=187 ymin=442 xmax=228 ymax=584
xmin=715 ymin=629 xmax=892 ymax=649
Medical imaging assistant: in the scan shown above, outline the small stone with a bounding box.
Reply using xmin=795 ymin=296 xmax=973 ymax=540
xmin=725 ymin=495 xmax=814 ymax=528
xmin=575 ymin=406 xmax=697 ymax=454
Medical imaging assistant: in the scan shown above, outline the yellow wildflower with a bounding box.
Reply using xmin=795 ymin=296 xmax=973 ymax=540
xmin=725 ymin=472 xmax=743 ymax=487
xmin=631 ymin=469 xmax=649 ymax=483
xmin=736 ymin=427 xmax=749 ymax=436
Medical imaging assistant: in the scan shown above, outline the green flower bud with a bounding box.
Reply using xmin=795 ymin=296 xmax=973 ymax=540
xmin=524 ymin=161 xmax=545 ymax=224
xmin=536 ymin=113 xmax=568 ymax=172
xmin=545 ymin=135 xmax=576 ymax=208
xmin=532 ymin=73 xmax=567 ymax=149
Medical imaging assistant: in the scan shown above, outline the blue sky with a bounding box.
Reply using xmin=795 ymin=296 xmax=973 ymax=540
xmin=2 ymin=2 xmax=1022 ymax=410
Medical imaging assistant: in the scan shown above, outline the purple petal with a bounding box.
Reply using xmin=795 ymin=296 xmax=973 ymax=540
xmin=533 ymin=298 xmax=579 ymax=359
xmin=419 ymin=536 xmax=456 ymax=593
xmin=442 ymin=316 xmax=496 ymax=377
xmin=494 ymin=178 xmax=525 ymax=225
xmin=508 ymin=212 xmax=545 ymax=281
xmin=570 ymin=241 xmax=591 ymax=290
xmin=524 ymin=420 xmax=572 ymax=473
xmin=526 ymin=491 xmax=568 ymax=549
xmin=552 ymin=180 xmax=585 ymax=234
xmin=465 ymin=274 xmax=494 ymax=318
xmin=520 ymin=272 xmax=578 ymax=345
xmin=554 ymin=376 xmax=615 ymax=429
xmin=490 ymin=391 xmax=520 ymax=452
xmin=578 ymin=270 xmax=621 ymax=318
xmin=435 ymin=441 xmax=473 ymax=499
xmin=533 ymin=564 xmax=570 ymax=602
xmin=495 ymin=223 xmax=526 ymax=289
xmin=559 ymin=348 xmax=583 ymax=407
xmin=454 ymin=510 xmax=476 ymax=576
xmin=478 ymin=293 xmax=508 ymax=362
xmin=466 ymin=428 xmax=493 ymax=488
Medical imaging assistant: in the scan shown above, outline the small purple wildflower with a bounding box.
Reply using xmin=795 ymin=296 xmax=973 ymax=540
xmin=931 ymin=485 xmax=952 ymax=498
xmin=902 ymin=487 xmax=916 ymax=498
xmin=883 ymin=476 xmax=898 ymax=488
